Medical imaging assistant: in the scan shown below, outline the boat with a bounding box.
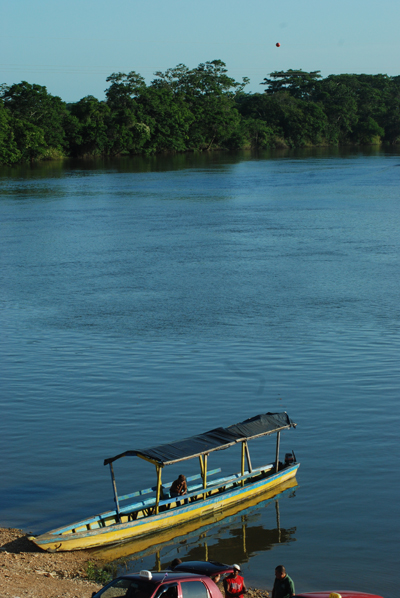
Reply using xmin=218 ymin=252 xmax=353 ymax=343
xmin=29 ymin=411 xmax=299 ymax=551
xmin=90 ymin=477 xmax=298 ymax=565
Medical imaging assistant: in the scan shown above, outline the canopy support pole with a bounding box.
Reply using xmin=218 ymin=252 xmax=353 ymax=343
xmin=275 ymin=499 xmax=281 ymax=543
xmin=199 ymin=455 xmax=204 ymax=477
xmin=245 ymin=441 xmax=253 ymax=473
xmin=202 ymin=453 xmax=208 ymax=499
xmin=155 ymin=465 xmax=162 ymax=514
xmin=155 ymin=550 xmax=161 ymax=572
xmin=241 ymin=441 xmax=246 ymax=487
xmin=109 ymin=463 xmax=121 ymax=521
xmin=275 ymin=431 xmax=281 ymax=473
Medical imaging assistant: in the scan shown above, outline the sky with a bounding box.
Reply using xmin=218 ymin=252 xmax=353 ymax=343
xmin=1 ymin=0 xmax=400 ymax=103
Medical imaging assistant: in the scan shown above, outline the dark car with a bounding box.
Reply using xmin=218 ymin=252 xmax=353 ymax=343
xmin=92 ymin=570 xmax=224 ymax=598
xmin=173 ymin=561 xmax=234 ymax=580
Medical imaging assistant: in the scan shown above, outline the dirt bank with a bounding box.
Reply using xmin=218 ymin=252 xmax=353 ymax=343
xmin=0 ymin=528 xmax=269 ymax=598
xmin=0 ymin=528 xmax=103 ymax=598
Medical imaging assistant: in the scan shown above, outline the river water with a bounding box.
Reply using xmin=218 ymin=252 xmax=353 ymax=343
xmin=1 ymin=149 xmax=399 ymax=597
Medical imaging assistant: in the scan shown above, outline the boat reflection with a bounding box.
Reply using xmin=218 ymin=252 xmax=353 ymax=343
xmin=91 ymin=478 xmax=297 ymax=569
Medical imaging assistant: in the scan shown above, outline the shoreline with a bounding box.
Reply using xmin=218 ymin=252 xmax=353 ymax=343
xmin=0 ymin=528 xmax=270 ymax=598
xmin=0 ymin=527 xmax=104 ymax=598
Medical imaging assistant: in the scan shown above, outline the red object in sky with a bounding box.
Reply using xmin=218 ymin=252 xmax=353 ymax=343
xmin=276 ymin=42 xmax=281 ymax=47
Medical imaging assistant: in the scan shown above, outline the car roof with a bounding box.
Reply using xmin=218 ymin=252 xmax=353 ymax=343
xmin=119 ymin=572 xmax=207 ymax=583
xmin=174 ymin=561 xmax=234 ymax=576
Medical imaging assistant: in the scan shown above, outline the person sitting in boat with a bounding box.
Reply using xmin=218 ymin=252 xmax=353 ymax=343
xmin=223 ymin=564 xmax=247 ymax=598
xmin=170 ymin=475 xmax=187 ymax=497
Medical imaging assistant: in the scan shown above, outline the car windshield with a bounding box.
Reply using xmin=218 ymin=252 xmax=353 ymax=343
xmin=97 ymin=578 xmax=157 ymax=598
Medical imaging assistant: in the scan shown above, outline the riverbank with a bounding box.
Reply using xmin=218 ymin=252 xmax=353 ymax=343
xmin=0 ymin=528 xmax=103 ymax=598
xmin=0 ymin=528 xmax=270 ymax=598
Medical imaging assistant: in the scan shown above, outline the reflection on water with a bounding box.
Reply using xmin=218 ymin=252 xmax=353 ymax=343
xmin=91 ymin=479 xmax=297 ymax=573
xmin=1 ymin=146 xmax=397 ymax=181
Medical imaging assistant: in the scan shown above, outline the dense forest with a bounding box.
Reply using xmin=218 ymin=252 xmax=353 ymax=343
xmin=1 ymin=60 xmax=400 ymax=165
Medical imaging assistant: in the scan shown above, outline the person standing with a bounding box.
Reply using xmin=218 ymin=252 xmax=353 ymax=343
xmin=272 ymin=565 xmax=295 ymax=598
xmin=224 ymin=565 xmax=247 ymax=598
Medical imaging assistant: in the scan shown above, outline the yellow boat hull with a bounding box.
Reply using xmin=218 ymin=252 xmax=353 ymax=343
xmin=30 ymin=464 xmax=299 ymax=552
xmin=91 ymin=476 xmax=298 ymax=563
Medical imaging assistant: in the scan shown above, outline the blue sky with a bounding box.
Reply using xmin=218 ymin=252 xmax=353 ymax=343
xmin=1 ymin=0 xmax=399 ymax=102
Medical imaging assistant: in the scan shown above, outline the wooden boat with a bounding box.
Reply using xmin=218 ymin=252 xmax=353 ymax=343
xmin=90 ymin=477 xmax=298 ymax=564
xmin=29 ymin=412 xmax=299 ymax=552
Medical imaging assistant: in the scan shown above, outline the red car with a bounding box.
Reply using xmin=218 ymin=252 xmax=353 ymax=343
xmin=91 ymin=570 xmax=224 ymax=598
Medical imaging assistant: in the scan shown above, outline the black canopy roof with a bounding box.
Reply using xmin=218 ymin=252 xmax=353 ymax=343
xmin=104 ymin=412 xmax=296 ymax=467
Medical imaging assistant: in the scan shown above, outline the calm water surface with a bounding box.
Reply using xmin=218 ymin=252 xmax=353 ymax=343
xmin=1 ymin=149 xmax=399 ymax=596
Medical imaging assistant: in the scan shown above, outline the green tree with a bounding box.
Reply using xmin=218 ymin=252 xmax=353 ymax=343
xmin=147 ymin=60 xmax=247 ymax=150
xmin=242 ymin=117 xmax=275 ymax=148
xmin=261 ymin=69 xmax=322 ymax=100
xmin=105 ymin=71 xmax=146 ymax=109
xmin=236 ymin=93 xmax=285 ymax=142
xmin=68 ymin=96 xmax=111 ymax=156
xmin=136 ymin=85 xmax=193 ymax=153
xmin=1 ymin=81 xmax=67 ymax=153
xmin=349 ymin=75 xmax=389 ymax=143
xmin=314 ymin=77 xmax=359 ymax=144
xmin=182 ymin=60 xmax=248 ymax=149
xmin=383 ymin=77 xmax=400 ymax=143
xmin=0 ymin=100 xmax=21 ymax=164
xmin=11 ymin=119 xmax=48 ymax=161
xmin=237 ymin=91 xmax=327 ymax=147
xmin=269 ymin=93 xmax=327 ymax=146
xmin=104 ymin=72 xmax=150 ymax=155
xmin=151 ymin=64 xmax=191 ymax=94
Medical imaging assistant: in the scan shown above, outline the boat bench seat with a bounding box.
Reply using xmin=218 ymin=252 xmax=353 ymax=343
xmin=155 ymin=464 xmax=276 ymax=510
xmin=206 ymin=464 xmax=274 ymax=489
xmin=65 ymin=465 xmax=276 ymax=531
xmin=117 ymin=468 xmax=223 ymax=514
xmin=98 ymin=464 xmax=276 ymax=526
xmin=53 ymin=463 xmax=277 ymax=534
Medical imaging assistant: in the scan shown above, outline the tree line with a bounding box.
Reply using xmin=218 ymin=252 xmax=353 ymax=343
xmin=1 ymin=60 xmax=400 ymax=165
